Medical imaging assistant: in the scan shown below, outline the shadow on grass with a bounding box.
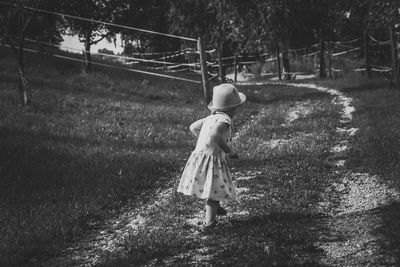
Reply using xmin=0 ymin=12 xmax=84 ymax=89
xmin=95 ymin=163 xmax=338 ymax=266
xmin=310 ymin=202 xmax=400 ymax=266
xmin=213 ymin=206 xmax=400 ymax=267
xmin=377 ymin=201 xmax=400 ymax=264
xmin=340 ymin=82 xmax=392 ymax=93
xmin=31 ymin=76 xmax=203 ymax=106
xmin=1 ymin=67 xmax=204 ymax=108
xmin=181 ymin=212 xmax=330 ymax=266
xmin=0 ymin=127 xmax=181 ymax=266
xmin=345 ymin=87 xmax=400 ymax=193
xmin=244 ymin=89 xmax=329 ymax=105
xmin=102 ymin=212 xmax=331 ymax=267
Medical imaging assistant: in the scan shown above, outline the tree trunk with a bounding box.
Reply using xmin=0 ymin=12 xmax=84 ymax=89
xmin=327 ymin=41 xmax=332 ymax=78
xmin=319 ymin=37 xmax=326 ymax=78
xmin=217 ymin=41 xmax=225 ymax=83
xmin=276 ymin=46 xmax=282 ymax=80
xmin=282 ymin=49 xmax=291 ymax=80
xmin=234 ymin=53 xmax=238 ymax=82
xmin=389 ymin=25 xmax=400 ymax=87
xmin=363 ymin=30 xmax=371 ymax=79
xmin=84 ymin=31 xmax=92 ymax=73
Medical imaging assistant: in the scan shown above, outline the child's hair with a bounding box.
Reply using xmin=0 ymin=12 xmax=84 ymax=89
xmin=211 ymin=107 xmax=235 ymax=115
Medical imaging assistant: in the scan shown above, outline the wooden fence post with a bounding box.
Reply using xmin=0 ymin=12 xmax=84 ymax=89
xmin=276 ymin=46 xmax=282 ymax=80
xmin=389 ymin=26 xmax=400 ymax=86
xmin=198 ymin=36 xmax=211 ymax=103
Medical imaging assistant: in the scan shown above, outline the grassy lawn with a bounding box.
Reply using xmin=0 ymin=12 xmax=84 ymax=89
xmin=2 ymin=47 xmax=399 ymax=266
xmin=343 ymin=84 xmax=400 ymax=264
xmin=344 ymin=85 xmax=400 ymax=190
xmin=309 ymin=75 xmax=400 ymax=191
xmin=315 ymin=77 xmax=400 ymax=265
xmin=99 ymin=82 xmax=343 ymax=266
xmin=101 ymin=77 xmax=400 ymax=266
xmin=0 ymin=51 xmax=207 ymax=265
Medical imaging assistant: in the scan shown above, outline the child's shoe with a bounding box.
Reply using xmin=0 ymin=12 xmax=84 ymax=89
xmin=217 ymin=205 xmax=228 ymax=216
xmin=204 ymin=204 xmax=228 ymax=216
xmin=201 ymin=221 xmax=218 ymax=234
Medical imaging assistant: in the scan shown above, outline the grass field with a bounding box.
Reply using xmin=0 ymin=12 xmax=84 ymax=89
xmin=0 ymin=49 xmax=207 ymax=265
xmin=98 ymin=82 xmax=343 ymax=266
xmin=1 ymin=48 xmax=400 ymax=266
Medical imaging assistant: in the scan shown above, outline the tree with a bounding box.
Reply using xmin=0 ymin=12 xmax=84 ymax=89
xmin=58 ymin=0 xmax=128 ymax=73
xmin=168 ymin=0 xmax=217 ymax=74
xmin=0 ymin=0 xmax=62 ymax=105
xmin=116 ymin=0 xmax=179 ymax=55
xmin=329 ymin=0 xmax=400 ymax=81
xmin=253 ymin=0 xmax=320 ymax=80
xmin=168 ymin=0 xmax=244 ymax=82
xmin=311 ymin=0 xmax=343 ymax=78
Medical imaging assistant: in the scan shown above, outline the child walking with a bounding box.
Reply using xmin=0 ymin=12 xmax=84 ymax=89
xmin=178 ymin=83 xmax=246 ymax=232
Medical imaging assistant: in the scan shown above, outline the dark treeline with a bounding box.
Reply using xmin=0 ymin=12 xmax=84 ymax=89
xmin=1 ymin=0 xmax=400 ymax=105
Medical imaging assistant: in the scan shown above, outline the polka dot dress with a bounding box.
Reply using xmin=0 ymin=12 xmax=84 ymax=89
xmin=178 ymin=113 xmax=237 ymax=201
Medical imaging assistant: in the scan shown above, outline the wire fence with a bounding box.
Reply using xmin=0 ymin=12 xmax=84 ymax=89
xmin=0 ymin=0 xmax=206 ymax=85
xmin=218 ymin=34 xmax=397 ymax=81
xmin=1 ymin=0 xmax=399 ymax=84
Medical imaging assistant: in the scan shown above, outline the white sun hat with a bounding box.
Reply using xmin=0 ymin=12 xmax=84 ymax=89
xmin=208 ymin=83 xmax=246 ymax=111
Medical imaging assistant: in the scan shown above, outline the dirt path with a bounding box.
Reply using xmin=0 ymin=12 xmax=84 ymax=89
xmin=284 ymin=83 xmax=399 ymax=265
xmin=41 ymin=184 xmax=178 ymax=266
xmin=162 ymin=82 xmax=400 ymax=266
xmin=41 ymin=82 xmax=400 ymax=266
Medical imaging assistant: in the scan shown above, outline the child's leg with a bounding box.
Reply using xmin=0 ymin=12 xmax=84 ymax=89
xmin=205 ymin=199 xmax=218 ymax=225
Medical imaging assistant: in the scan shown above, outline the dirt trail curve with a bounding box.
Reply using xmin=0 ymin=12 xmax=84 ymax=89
xmin=41 ymin=82 xmax=400 ymax=266
xmin=280 ymin=83 xmax=399 ymax=265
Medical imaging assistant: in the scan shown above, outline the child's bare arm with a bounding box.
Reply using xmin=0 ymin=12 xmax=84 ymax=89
xmin=189 ymin=118 xmax=205 ymax=137
xmin=210 ymin=123 xmax=238 ymax=158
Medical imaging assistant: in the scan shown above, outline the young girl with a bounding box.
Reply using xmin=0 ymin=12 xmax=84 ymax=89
xmin=178 ymin=83 xmax=246 ymax=232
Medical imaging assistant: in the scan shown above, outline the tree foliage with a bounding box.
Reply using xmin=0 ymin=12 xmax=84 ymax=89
xmin=117 ymin=0 xmax=179 ymax=54
xmin=56 ymin=0 xmax=129 ymax=72
xmin=2 ymin=0 xmax=400 ymax=105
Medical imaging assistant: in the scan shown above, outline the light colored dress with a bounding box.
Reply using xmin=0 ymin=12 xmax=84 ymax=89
xmin=178 ymin=112 xmax=237 ymax=201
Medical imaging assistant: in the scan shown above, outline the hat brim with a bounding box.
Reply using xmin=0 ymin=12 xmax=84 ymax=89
xmin=208 ymin=92 xmax=246 ymax=111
